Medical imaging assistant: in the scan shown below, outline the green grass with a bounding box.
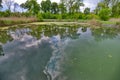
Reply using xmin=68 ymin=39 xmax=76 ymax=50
xmin=0 ymin=17 xmax=120 ymax=28
xmin=100 ymin=21 xmax=116 ymax=25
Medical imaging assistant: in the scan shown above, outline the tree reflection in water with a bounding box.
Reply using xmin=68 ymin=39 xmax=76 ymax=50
xmin=0 ymin=25 xmax=120 ymax=80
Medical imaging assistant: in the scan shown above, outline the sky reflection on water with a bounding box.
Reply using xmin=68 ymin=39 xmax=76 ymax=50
xmin=0 ymin=26 xmax=120 ymax=80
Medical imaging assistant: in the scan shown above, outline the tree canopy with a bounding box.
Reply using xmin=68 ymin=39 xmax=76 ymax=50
xmin=95 ymin=0 xmax=120 ymax=17
xmin=0 ymin=0 xmax=120 ymax=21
xmin=0 ymin=0 xmax=2 ymax=7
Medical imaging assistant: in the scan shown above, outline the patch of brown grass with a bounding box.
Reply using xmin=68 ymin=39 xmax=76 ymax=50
xmin=0 ymin=17 xmax=37 ymax=22
xmin=87 ymin=19 xmax=102 ymax=27
xmin=0 ymin=17 xmax=37 ymax=27
xmin=109 ymin=18 xmax=120 ymax=22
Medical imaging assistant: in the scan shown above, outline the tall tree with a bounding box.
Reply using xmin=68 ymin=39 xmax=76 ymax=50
xmin=59 ymin=0 xmax=66 ymax=14
xmin=75 ymin=0 xmax=84 ymax=13
xmin=21 ymin=0 xmax=40 ymax=15
xmin=63 ymin=0 xmax=84 ymax=13
xmin=20 ymin=3 xmax=26 ymax=12
xmin=105 ymin=0 xmax=119 ymax=7
xmin=41 ymin=0 xmax=51 ymax=13
xmin=51 ymin=2 xmax=59 ymax=14
xmin=0 ymin=0 xmax=2 ymax=7
xmin=95 ymin=0 xmax=120 ymax=15
xmin=68 ymin=0 xmax=74 ymax=13
xmin=94 ymin=2 xmax=105 ymax=14
xmin=84 ymin=7 xmax=90 ymax=14
xmin=0 ymin=44 xmax=4 ymax=56
xmin=112 ymin=2 xmax=120 ymax=17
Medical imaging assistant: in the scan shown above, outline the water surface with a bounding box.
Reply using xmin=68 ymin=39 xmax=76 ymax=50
xmin=0 ymin=25 xmax=120 ymax=80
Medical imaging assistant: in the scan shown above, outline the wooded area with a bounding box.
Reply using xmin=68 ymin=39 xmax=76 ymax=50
xmin=0 ymin=0 xmax=120 ymax=21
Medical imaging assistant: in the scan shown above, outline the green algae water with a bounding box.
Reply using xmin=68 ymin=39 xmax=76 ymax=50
xmin=0 ymin=25 xmax=120 ymax=80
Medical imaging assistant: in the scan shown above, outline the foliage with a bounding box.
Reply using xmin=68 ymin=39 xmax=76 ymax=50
xmin=0 ymin=0 xmax=2 ymax=7
xmin=0 ymin=0 xmax=120 ymax=22
xmin=84 ymin=7 xmax=90 ymax=14
xmin=41 ymin=0 xmax=51 ymax=13
xmin=36 ymin=12 xmax=43 ymax=21
xmin=63 ymin=0 xmax=84 ymax=14
xmin=112 ymin=2 xmax=120 ymax=17
xmin=0 ymin=10 xmax=11 ymax=17
xmin=51 ymin=2 xmax=59 ymax=14
xmin=95 ymin=0 xmax=120 ymax=17
xmin=20 ymin=0 xmax=40 ymax=15
xmin=99 ymin=8 xmax=111 ymax=21
xmin=116 ymin=22 xmax=120 ymax=27
xmin=85 ymin=14 xmax=99 ymax=20
xmin=59 ymin=2 xmax=66 ymax=14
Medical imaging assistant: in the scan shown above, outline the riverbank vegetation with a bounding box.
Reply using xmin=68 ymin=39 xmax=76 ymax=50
xmin=0 ymin=0 xmax=120 ymax=27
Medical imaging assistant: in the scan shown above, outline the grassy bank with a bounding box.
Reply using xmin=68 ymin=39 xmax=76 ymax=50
xmin=0 ymin=17 xmax=37 ymax=27
xmin=30 ymin=19 xmax=120 ymax=28
xmin=0 ymin=17 xmax=120 ymax=28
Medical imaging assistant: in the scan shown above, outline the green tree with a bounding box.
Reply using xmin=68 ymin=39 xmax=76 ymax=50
xmin=112 ymin=2 xmax=120 ymax=17
xmin=0 ymin=0 xmax=2 ymax=7
xmin=20 ymin=3 xmax=26 ymax=12
xmin=94 ymin=2 xmax=106 ymax=15
xmin=0 ymin=45 xmax=4 ymax=56
xmin=67 ymin=0 xmax=74 ymax=13
xmin=64 ymin=0 xmax=84 ymax=14
xmin=74 ymin=0 xmax=84 ymax=13
xmin=99 ymin=8 xmax=111 ymax=21
xmin=84 ymin=7 xmax=90 ymax=14
xmin=41 ymin=0 xmax=51 ymax=13
xmin=105 ymin=0 xmax=119 ymax=7
xmin=95 ymin=0 xmax=120 ymax=15
xmin=51 ymin=2 xmax=59 ymax=14
xmin=20 ymin=3 xmax=26 ymax=8
xmin=21 ymin=0 xmax=40 ymax=15
xmin=59 ymin=0 xmax=66 ymax=14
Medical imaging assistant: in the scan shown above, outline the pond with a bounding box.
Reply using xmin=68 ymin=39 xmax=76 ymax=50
xmin=0 ymin=25 xmax=120 ymax=80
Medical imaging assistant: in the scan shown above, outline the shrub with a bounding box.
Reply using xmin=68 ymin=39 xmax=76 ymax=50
xmin=72 ymin=13 xmax=80 ymax=19
xmin=61 ymin=14 xmax=68 ymax=19
xmin=41 ymin=12 xmax=51 ymax=19
xmin=78 ymin=13 xmax=85 ymax=19
xmin=85 ymin=14 xmax=99 ymax=20
xmin=36 ymin=12 xmax=43 ymax=21
xmin=0 ymin=10 xmax=11 ymax=17
xmin=99 ymin=8 xmax=111 ymax=21
xmin=57 ymin=14 xmax=62 ymax=20
xmin=116 ymin=22 xmax=120 ymax=27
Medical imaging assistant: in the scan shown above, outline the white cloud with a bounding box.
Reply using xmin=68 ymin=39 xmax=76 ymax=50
xmin=14 ymin=0 xmax=26 ymax=4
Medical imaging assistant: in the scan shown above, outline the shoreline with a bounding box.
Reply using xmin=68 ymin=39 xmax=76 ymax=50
xmin=0 ymin=18 xmax=119 ymax=29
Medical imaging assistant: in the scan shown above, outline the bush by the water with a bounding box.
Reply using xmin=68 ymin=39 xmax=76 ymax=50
xmin=116 ymin=22 xmax=120 ymax=27
xmin=99 ymin=8 xmax=111 ymax=21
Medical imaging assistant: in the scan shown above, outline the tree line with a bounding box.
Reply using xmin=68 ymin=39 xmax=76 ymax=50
xmin=0 ymin=0 xmax=120 ymax=21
